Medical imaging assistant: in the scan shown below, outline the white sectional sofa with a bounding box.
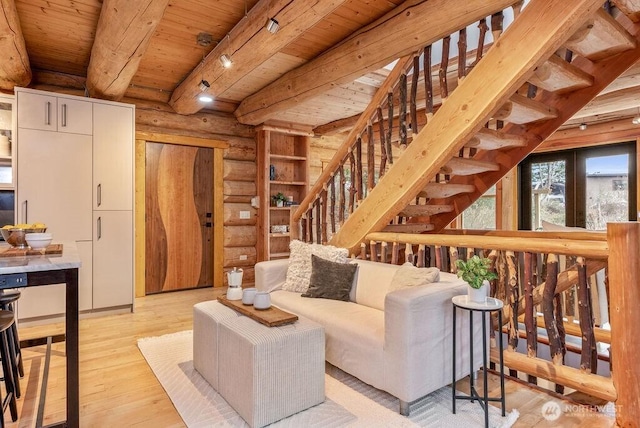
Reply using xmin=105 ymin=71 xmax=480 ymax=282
xmin=255 ymin=258 xmax=484 ymax=415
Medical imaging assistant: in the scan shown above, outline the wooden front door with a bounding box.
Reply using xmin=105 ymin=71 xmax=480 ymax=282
xmin=145 ymin=142 xmax=214 ymax=293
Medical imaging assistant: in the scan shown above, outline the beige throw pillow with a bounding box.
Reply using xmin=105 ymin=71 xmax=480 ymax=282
xmin=282 ymin=240 xmax=349 ymax=293
xmin=389 ymin=262 xmax=440 ymax=292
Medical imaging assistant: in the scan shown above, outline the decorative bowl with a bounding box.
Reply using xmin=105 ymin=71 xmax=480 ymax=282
xmin=25 ymin=232 xmax=53 ymax=250
xmin=1 ymin=226 xmax=48 ymax=248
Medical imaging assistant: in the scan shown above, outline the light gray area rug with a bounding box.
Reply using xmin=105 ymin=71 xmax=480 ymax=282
xmin=138 ymin=330 xmax=519 ymax=428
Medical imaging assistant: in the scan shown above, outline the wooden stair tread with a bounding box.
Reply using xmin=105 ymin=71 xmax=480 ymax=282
xmin=467 ymin=128 xmax=528 ymax=150
xmin=383 ymin=223 xmax=435 ymax=233
xmin=613 ymin=0 xmax=640 ymax=23
xmin=494 ymin=93 xmax=559 ymax=124
xmin=564 ymin=8 xmax=636 ymax=61
xmin=398 ymin=204 xmax=454 ymax=217
xmin=418 ymin=183 xmax=475 ymax=199
xmin=442 ymin=157 xmax=500 ymax=176
xmin=529 ymin=54 xmax=594 ymax=93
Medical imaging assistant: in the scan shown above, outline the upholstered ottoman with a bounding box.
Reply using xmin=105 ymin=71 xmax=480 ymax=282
xmin=193 ymin=300 xmax=239 ymax=390
xmin=218 ymin=316 xmax=325 ymax=428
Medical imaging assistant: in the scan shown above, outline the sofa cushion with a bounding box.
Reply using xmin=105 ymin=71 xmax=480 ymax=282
xmin=388 ymin=263 xmax=440 ymax=292
xmin=302 ymin=255 xmax=358 ymax=301
xmin=282 ymin=240 xmax=349 ymax=293
xmin=352 ymin=259 xmax=400 ymax=311
xmin=270 ymin=290 xmax=385 ymax=392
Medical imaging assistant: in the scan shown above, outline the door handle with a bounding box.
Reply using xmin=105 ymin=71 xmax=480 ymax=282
xmin=61 ymin=103 xmax=67 ymax=127
xmin=45 ymin=102 xmax=51 ymax=126
xmin=97 ymin=184 xmax=102 ymax=207
xmin=97 ymin=216 xmax=102 ymax=240
xmin=23 ymin=200 xmax=28 ymax=223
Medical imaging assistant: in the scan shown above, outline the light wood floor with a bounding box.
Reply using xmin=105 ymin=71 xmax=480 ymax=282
xmin=5 ymin=288 xmax=615 ymax=427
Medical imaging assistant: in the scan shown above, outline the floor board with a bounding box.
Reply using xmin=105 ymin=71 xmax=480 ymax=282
xmin=5 ymin=288 xmax=615 ymax=427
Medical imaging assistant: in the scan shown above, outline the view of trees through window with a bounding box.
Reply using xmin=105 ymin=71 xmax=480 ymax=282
xmin=462 ymin=185 xmax=496 ymax=229
xmin=531 ymin=160 xmax=566 ymax=229
xmin=520 ymin=143 xmax=636 ymax=230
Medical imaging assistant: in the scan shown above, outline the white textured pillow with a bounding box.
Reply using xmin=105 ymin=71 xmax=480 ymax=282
xmin=282 ymin=240 xmax=349 ymax=293
xmin=389 ymin=262 xmax=440 ymax=292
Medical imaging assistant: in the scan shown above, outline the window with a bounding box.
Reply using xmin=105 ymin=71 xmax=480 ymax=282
xmin=462 ymin=185 xmax=496 ymax=229
xmin=519 ymin=142 xmax=637 ymax=230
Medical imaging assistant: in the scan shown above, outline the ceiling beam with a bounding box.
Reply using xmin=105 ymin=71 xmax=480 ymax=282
xmin=86 ymin=0 xmax=169 ymax=101
xmin=543 ymin=117 xmax=640 ymax=151
xmin=570 ymin=84 xmax=640 ymax=119
xmin=0 ymin=0 xmax=31 ymax=90
xmin=169 ymin=0 xmax=346 ymax=115
xmin=234 ymin=0 xmax=518 ymax=125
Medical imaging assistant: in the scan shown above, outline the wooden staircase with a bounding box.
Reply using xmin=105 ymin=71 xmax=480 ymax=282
xmin=292 ymin=0 xmax=640 ymax=254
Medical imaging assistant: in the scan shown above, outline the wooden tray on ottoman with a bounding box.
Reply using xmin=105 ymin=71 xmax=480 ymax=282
xmin=217 ymin=295 xmax=298 ymax=327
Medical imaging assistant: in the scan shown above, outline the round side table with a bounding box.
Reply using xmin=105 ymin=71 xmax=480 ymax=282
xmin=452 ymin=295 xmax=505 ymax=428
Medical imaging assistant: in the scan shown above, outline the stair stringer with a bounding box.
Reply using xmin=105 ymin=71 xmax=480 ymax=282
xmin=329 ymin=0 xmax=608 ymax=254
xmin=429 ymin=18 xmax=640 ymax=232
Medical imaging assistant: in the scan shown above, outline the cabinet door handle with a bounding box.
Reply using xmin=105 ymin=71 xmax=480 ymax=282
xmin=61 ymin=103 xmax=67 ymax=127
xmin=97 ymin=183 xmax=102 ymax=207
xmin=97 ymin=216 xmax=102 ymax=240
xmin=45 ymin=102 xmax=51 ymax=126
xmin=23 ymin=200 xmax=28 ymax=223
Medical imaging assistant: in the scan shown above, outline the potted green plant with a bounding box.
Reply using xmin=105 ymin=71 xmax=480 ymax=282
xmin=271 ymin=192 xmax=287 ymax=207
xmin=455 ymin=255 xmax=497 ymax=303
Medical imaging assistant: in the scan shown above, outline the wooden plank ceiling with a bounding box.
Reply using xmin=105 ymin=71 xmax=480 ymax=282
xmin=2 ymin=0 xmax=640 ymax=133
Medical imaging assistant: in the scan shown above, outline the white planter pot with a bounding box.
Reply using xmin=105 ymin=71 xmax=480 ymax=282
xmin=468 ymin=280 xmax=489 ymax=303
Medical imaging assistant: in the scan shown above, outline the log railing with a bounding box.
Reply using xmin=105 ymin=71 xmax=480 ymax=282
xmin=357 ymin=228 xmax=629 ymax=407
xmin=290 ymin=5 xmax=519 ymax=244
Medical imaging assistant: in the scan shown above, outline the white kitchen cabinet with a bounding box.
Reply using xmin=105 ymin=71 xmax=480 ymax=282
xmin=14 ymin=87 xmax=134 ymax=321
xmin=93 ymin=211 xmax=133 ymax=308
xmin=16 ymin=89 xmax=92 ymax=135
xmin=16 ymin=129 xmax=92 ymax=239
xmin=93 ymin=103 xmax=134 ymax=211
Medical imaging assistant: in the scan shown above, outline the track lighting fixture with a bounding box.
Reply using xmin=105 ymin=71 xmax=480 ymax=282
xmin=579 ymin=123 xmax=587 ymax=131
xmin=266 ymin=17 xmax=279 ymax=34
xmin=633 ymin=107 xmax=640 ymax=124
xmin=198 ymin=79 xmax=212 ymax=103
xmin=219 ymin=54 xmax=233 ymax=68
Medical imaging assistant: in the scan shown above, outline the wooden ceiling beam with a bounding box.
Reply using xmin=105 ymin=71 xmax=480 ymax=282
xmin=0 ymin=0 xmax=31 ymax=90
xmin=234 ymin=0 xmax=519 ymax=126
xmin=86 ymin=0 xmax=170 ymax=101
xmin=571 ymin=84 xmax=640 ymax=119
xmin=542 ymin=117 xmax=640 ymax=151
xmin=169 ymin=0 xmax=346 ymax=115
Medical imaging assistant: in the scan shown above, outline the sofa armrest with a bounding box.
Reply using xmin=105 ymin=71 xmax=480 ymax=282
xmin=383 ymin=279 xmax=480 ymax=402
xmin=255 ymin=259 xmax=289 ymax=292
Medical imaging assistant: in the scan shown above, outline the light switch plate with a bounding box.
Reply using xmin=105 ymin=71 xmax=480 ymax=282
xmin=239 ymin=255 xmax=248 ymax=260
xmin=239 ymin=210 xmax=250 ymax=219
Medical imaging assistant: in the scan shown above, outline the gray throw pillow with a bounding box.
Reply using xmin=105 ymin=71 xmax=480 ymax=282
xmin=302 ymin=254 xmax=358 ymax=301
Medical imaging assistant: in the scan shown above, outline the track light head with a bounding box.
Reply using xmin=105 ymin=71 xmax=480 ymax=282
xmin=219 ymin=54 xmax=233 ymax=68
xmin=579 ymin=123 xmax=587 ymax=131
xmin=199 ymin=79 xmax=210 ymax=92
xmin=633 ymin=116 xmax=640 ymax=125
xmin=266 ymin=17 xmax=279 ymax=34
